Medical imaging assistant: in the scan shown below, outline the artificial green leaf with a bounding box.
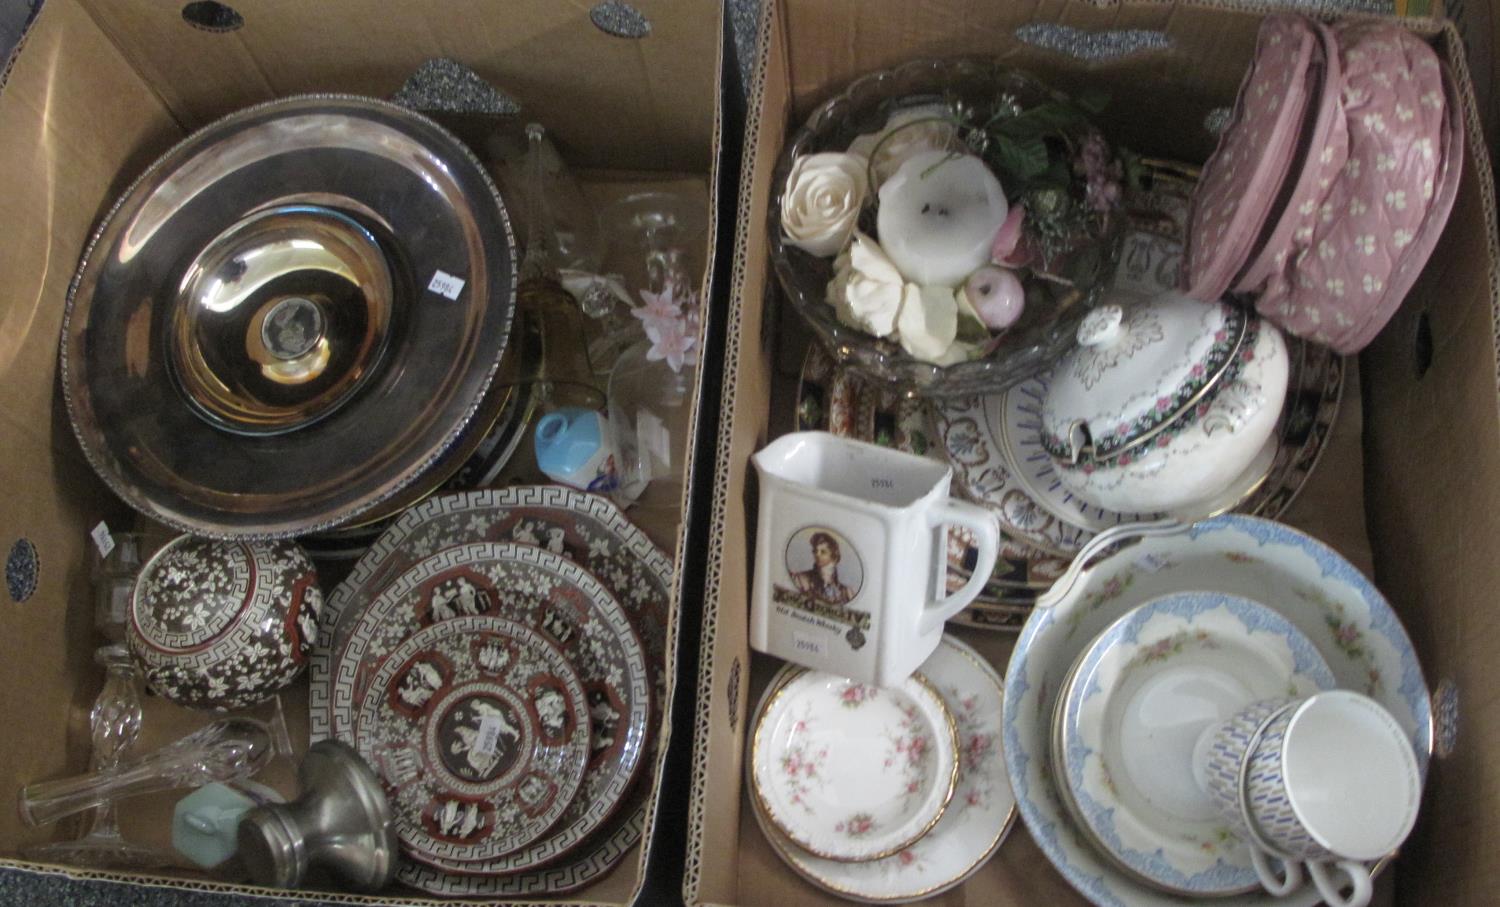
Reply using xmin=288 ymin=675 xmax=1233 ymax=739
xmin=993 ymin=134 xmax=1049 ymax=182
xmin=1075 ymin=87 xmax=1110 ymax=115
xmin=996 ymin=101 xmax=1090 ymax=139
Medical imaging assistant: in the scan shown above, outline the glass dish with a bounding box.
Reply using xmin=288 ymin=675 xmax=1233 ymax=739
xmin=769 ymin=58 xmax=1125 ymax=398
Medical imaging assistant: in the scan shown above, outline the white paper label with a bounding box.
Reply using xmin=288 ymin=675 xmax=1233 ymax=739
xmin=638 ymin=410 xmax=671 ymax=472
xmin=475 ymin=716 xmax=505 ymax=757
xmin=91 ymin=521 xmax=115 ymax=558
xmin=427 ymin=270 xmax=467 ymax=300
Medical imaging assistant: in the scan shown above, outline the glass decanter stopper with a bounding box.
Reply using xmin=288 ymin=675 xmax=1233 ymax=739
xmin=20 ymin=717 xmax=278 ymax=828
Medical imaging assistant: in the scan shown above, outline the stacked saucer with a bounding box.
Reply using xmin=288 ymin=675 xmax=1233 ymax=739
xmin=309 ymin=486 xmax=672 ymax=896
xmin=747 ymin=637 xmax=1017 ymax=903
xmin=1049 ymin=591 xmax=1337 ymax=896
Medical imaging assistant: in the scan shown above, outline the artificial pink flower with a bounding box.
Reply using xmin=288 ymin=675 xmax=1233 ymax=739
xmin=990 ymin=204 xmax=1028 ymax=266
xmin=633 ymin=286 xmax=685 ymax=336
xmin=645 ymin=316 xmax=698 ymax=372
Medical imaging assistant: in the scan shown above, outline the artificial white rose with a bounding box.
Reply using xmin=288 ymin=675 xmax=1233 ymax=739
xmin=826 ymin=231 xmax=907 ymax=338
xmin=847 ymin=104 xmax=960 ymax=188
xmin=780 ymin=151 xmax=870 ymax=257
xmin=896 ymin=284 xmax=960 ymax=362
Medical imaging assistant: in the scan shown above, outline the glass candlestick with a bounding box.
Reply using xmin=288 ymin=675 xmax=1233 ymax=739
xmin=20 ymin=717 xmax=278 ymax=829
xmin=23 ymin=646 xmax=173 ymax=868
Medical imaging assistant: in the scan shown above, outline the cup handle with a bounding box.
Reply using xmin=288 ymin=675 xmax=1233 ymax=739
xmin=919 ymin=499 xmax=1000 ymax=633
xmin=1308 ymin=859 xmax=1373 ymax=907
xmin=1249 ymin=846 xmax=1304 ymax=897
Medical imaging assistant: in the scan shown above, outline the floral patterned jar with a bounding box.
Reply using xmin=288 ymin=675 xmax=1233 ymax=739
xmin=128 ymin=536 xmax=322 ymax=710
xmin=1040 ymin=291 xmax=1289 ymax=514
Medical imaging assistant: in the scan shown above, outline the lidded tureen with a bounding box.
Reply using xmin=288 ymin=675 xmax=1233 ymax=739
xmin=1040 ymin=291 xmax=1288 ymax=514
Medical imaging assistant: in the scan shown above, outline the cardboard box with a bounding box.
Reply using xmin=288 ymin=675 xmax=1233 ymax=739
xmin=685 ymin=1 xmax=1500 ymax=904
xmin=0 ymin=0 xmax=727 ymax=903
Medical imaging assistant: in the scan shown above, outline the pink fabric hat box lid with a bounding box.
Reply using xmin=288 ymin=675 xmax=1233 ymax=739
xmin=1233 ymin=18 xmax=1346 ymax=296
xmin=1182 ymin=13 xmax=1318 ymax=302
xmin=1255 ymin=22 xmax=1452 ymax=353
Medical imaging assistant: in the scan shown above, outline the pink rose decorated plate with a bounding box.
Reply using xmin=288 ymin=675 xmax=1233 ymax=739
xmin=750 ymin=669 xmax=959 ymax=862
xmin=353 ymin=615 xmax=590 ymax=867
xmin=752 ymin=637 xmax=1016 ymax=901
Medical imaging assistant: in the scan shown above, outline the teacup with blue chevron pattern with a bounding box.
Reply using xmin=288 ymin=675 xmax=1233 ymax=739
xmin=1194 ymin=690 xmax=1423 ymax=907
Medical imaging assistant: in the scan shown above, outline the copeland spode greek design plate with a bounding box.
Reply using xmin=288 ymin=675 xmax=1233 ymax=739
xmin=1054 ymin=591 xmax=1337 ymax=896
xmin=752 ymin=637 xmax=1017 ymax=903
xmin=1003 ymin=515 xmax=1431 ymax=906
xmin=330 ymin=541 xmax=649 ymax=884
xmin=751 ymin=670 xmax=960 ymax=862
xmin=311 ymin=486 xmax=672 ymax=742
xmin=354 ymin=615 xmax=589 ymax=866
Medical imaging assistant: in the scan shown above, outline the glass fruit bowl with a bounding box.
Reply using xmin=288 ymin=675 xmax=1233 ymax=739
xmin=769 ymin=58 xmax=1126 ymax=398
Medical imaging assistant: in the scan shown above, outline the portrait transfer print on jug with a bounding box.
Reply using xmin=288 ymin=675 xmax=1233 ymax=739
xmin=773 ymin=526 xmax=872 ymax=650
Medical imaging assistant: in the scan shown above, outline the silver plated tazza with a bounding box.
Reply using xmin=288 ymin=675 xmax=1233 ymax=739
xmin=61 ymin=94 xmax=517 ymax=538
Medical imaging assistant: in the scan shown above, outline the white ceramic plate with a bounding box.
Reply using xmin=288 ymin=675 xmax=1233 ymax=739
xmin=752 ymin=637 xmax=1017 ymax=902
xmin=750 ymin=670 xmax=959 ymax=862
xmin=1003 ymin=514 xmax=1431 ymax=907
xmin=1055 ymin=591 xmax=1337 ymax=895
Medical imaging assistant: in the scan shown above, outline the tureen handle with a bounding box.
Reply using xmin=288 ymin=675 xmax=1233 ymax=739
xmin=1034 ymin=518 xmax=1188 ymax=609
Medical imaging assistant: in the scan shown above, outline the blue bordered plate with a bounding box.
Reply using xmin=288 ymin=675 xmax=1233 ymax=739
xmin=1003 ymin=515 xmax=1430 ymax=906
xmin=1055 ymin=591 xmax=1336 ymax=896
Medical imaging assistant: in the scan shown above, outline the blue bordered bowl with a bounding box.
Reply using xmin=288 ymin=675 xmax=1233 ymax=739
xmin=1003 ymin=514 xmax=1430 ymax=907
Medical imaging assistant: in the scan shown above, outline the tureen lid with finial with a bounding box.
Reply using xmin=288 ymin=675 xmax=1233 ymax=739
xmin=1040 ymin=292 xmax=1250 ymax=465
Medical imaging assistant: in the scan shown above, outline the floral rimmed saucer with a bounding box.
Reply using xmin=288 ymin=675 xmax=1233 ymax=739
xmin=752 ymin=637 xmax=1017 ymax=902
xmin=1052 ymin=591 xmax=1337 ymax=896
xmin=353 ymin=615 xmax=590 ymax=867
xmin=750 ymin=669 xmax=959 ymax=862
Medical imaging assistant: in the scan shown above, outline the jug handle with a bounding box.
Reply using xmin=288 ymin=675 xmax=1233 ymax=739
xmin=919 ymin=500 xmax=999 ymax=634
